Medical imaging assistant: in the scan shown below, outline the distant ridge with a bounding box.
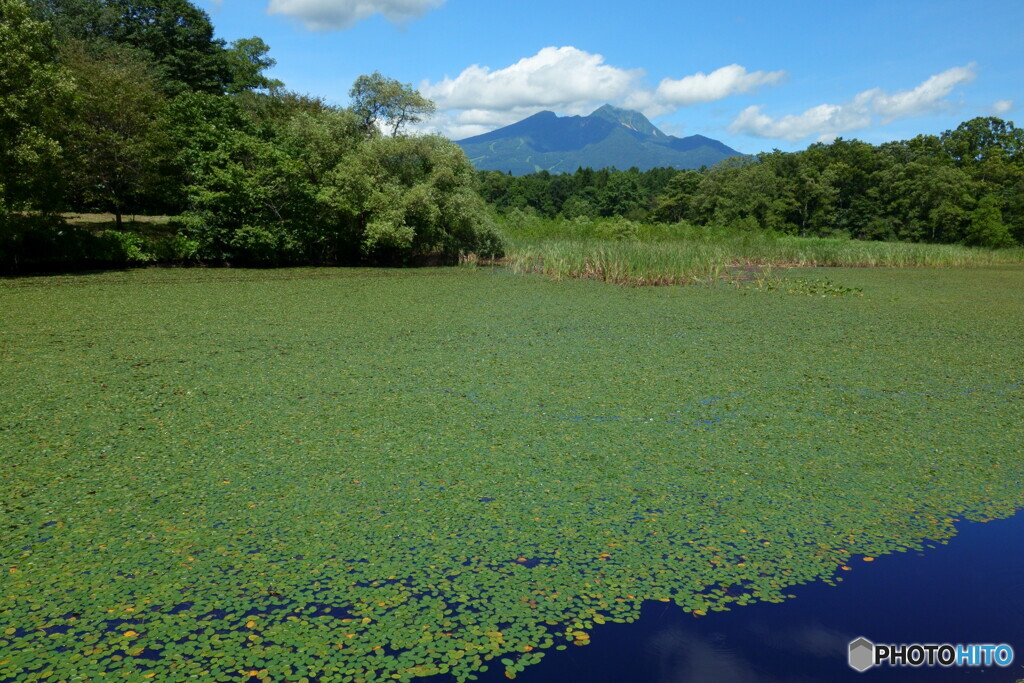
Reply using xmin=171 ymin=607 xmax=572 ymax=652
xmin=456 ymin=105 xmax=742 ymax=175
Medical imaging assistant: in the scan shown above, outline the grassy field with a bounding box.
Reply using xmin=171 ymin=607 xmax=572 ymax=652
xmin=1 ymin=266 xmax=1023 ymax=681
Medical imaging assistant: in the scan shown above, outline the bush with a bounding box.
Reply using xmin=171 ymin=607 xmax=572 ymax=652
xmin=96 ymin=230 xmax=153 ymax=263
xmin=472 ymin=225 xmax=506 ymax=259
xmin=150 ymin=233 xmax=200 ymax=263
xmin=594 ymin=218 xmax=642 ymax=241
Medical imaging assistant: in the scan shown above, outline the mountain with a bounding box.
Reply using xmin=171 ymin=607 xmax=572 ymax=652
xmin=588 ymin=104 xmax=665 ymax=137
xmin=456 ymin=105 xmax=742 ymax=175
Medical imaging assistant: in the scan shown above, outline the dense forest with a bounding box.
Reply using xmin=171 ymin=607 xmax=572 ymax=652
xmin=0 ymin=0 xmax=502 ymax=271
xmin=1 ymin=0 xmax=1021 ymax=275
xmin=480 ymin=120 xmax=1024 ymax=248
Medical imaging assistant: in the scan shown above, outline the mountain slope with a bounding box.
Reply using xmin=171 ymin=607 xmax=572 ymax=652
xmin=456 ymin=106 xmax=742 ymax=175
xmin=588 ymin=104 xmax=665 ymax=137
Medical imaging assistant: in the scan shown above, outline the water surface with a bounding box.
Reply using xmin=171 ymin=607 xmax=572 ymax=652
xmin=468 ymin=511 xmax=1024 ymax=683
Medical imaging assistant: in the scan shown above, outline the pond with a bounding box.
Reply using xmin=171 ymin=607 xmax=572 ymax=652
xmin=1 ymin=266 xmax=1022 ymax=682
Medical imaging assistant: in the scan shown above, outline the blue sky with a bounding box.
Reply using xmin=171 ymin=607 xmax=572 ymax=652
xmin=199 ymin=0 xmax=1022 ymax=153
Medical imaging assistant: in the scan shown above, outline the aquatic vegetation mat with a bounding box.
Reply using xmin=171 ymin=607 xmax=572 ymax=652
xmin=1 ymin=266 xmax=1022 ymax=682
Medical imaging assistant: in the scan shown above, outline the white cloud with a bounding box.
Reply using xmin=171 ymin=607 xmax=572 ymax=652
xmin=992 ymin=99 xmax=1014 ymax=115
xmin=730 ymin=94 xmax=874 ymax=142
xmin=870 ymin=63 xmax=976 ymax=121
xmin=655 ymin=64 xmax=786 ymax=106
xmin=426 ymin=107 xmax=559 ymax=140
xmin=267 ymin=0 xmax=445 ymax=31
xmin=419 ymin=47 xmax=647 ymax=139
xmin=421 ymin=47 xmax=643 ymax=113
xmin=730 ymin=64 xmax=977 ymax=141
xmin=420 ymin=47 xmax=784 ymax=139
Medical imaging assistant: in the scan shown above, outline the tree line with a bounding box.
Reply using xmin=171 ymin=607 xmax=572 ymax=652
xmin=2 ymin=0 xmax=1020 ymax=276
xmin=479 ymin=117 xmax=1023 ymax=248
xmin=0 ymin=0 xmax=502 ymax=272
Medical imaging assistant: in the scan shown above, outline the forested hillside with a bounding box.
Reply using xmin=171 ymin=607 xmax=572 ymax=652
xmin=480 ymin=119 xmax=1024 ymax=248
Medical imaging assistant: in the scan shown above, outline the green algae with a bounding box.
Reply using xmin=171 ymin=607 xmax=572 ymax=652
xmin=1 ymin=266 xmax=1022 ymax=682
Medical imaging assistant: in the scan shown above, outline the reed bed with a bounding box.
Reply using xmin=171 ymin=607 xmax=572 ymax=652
xmin=502 ymin=234 xmax=1024 ymax=286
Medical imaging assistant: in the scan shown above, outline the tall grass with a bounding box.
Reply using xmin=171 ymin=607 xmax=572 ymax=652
xmin=495 ymin=215 xmax=1024 ymax=285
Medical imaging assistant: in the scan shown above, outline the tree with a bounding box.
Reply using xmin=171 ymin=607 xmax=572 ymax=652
xmin=476 ymin=170 xmax=512 ymax=208
xmin=880 ymin=159 xmax=973 ymax=242
xmin=325 ymin=134 xmax=499 ymax=260
xmin=349 ymin=72 xmax=436 ymax=137
xmin=942 ymin=117 xmax=1023 ymax=167
xmin=965 ymin=195 xmax=1014 ymax=248
xmin=183 ymin=127 xmax=299 ymax=264
xmin=783 ymin=145 xmax=840 ymax=237
xmin=25 ymin=0 xmax=106 ymax=40
xmin=30 ymin=0 xmax=229 ymax=94
xmin=940 ymin=117 xmax=1024 ymax=211
xmin=819 ymin=138 xmax=887 ymax=238
xmin=224 ymin=37 xmax=283 ymax=95
xmin=597 ymin=171 xmax=644 ymax=218
xmin=62 ymin=40 xmax=171 ymax=226
xmin=654 ymin=170 xmax=702 ymax=222
xmin=1005 ymin=176 xmax=1024 ymax=244
xmin=273 ymin=107 xmax=364 ymax=261
xmin=182 ymin=80 xmax=501 ymax=265
xmin=0 ymin=0 xmax=74 ymax=214
xmin=689 ymin=156 xmax=794 ymax=232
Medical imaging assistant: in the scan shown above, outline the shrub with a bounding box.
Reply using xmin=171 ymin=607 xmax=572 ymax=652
xmin=95 ymin=230 xmax=153 ymax=264
xmin=150 ymin=233 xmax=200 ymax=263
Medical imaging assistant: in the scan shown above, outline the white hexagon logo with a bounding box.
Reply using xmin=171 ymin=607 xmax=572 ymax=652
xmin=849 ymin=637 xmax=875 ymax=672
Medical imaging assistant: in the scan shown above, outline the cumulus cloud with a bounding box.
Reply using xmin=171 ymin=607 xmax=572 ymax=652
xmin=731 ymin=95 xmax=874 ymax=142
xmin=421 ymin=47 xmax=643 ymax=113
xmin=428 ymin=107 xmax=561 ymax=140
xmin=730 ymin=64 xmax=977 ymax=141
xmin=419 ymin=47 xmax=784 ymax=139
xmin=420 ymin=47 xmax=648 ymax=138
xmin=992 ymin=99 xmax=1014 ymax=115
xmin=655 ymin=64 xmax=786 ymax=106
xmin=870 ymin=63 xmax=976 ymax=121
xmin=267 ymin=0 xmax=445 ymax=31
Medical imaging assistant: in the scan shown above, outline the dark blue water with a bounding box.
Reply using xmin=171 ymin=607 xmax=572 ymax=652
xmin=472 ymin=511 xmax=1024 ymax=683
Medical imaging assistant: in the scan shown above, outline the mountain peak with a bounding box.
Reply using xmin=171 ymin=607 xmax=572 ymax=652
xmin=588 ymin=104 xmax=664 ymax=137
xmin=456 ymin=108 xmax=741 ymax=175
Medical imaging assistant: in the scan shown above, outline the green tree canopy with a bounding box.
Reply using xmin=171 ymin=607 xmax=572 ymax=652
xmin=181 ymin=77 xmax=501 ymax=265
xmin=30 ymin=0 xmax=229 ymax=94
xmin=942 ymin=116 xmax=1024 ymax=167
xmin=349 ymin=71 xmax=436 ymax=137
xmin=0 ymin=0 xmax=74 ymax=214
xmin=224 ymin=36 xmax=283 ymax=95
xmin=61 ymin=40 xmax=172 ymax=226
xmin=965 ymin=194 xmax=1014 ymax=248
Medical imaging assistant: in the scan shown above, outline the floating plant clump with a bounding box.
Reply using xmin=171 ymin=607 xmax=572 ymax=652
xmin=1 ymin=266 xmax=1022 ymax=682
